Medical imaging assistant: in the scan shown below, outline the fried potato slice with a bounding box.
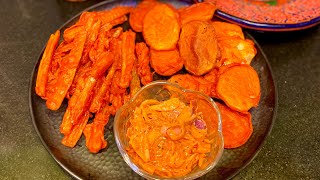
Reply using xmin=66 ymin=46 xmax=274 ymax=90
xmin=179 ymin=20 xmax=218 ymax=75
xmin=218 ymin=37 xmax=257 ymax=66
xmin=216 ymin=64 xmax=260 ymax=112
xmin=143 ymin=3 xmax=180 ymax=50
xmin=211 ymin=21 xmax=244 ymax=40
xmin=129 ymin=0 xmax=158 ymax=32
xmin=168 ymin=74 xmax=216 ymax=98
xmin=179 ymin=2 xmax=216 ymax=25
xmin=150 ymin=48 xmax=183 ymax=76
xmin=216 ymin=103 xmax=253 ymax=149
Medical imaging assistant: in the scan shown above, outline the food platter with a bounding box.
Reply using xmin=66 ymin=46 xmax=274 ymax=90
xmin=29 ymin=0 xmax=277 ymax=179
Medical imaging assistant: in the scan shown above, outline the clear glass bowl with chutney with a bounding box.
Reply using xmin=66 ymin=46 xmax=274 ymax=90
xmin=114 ymin=81 xmax=224 ymax=180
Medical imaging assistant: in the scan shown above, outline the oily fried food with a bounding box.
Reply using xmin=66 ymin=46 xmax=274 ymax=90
xmin=150 ymin=48 xmax=183 ymax=76
xmin=35 ymin=2 xmax=261 ymax=154
xmin=129 ymin=0 xmax=158 ymax=32
xmin=211 ymin=21 xmax=244 ymax=39
xmin=143 ymin=3 xmax=180 ymax=50
xmin=179 ymin=20 xmax=218 ymax=75
xmin=119 ymin=30 xmax=136 ymax=89
xmin=60 ymin=52 xmax=114 ymax=136
xmin=216 ymin=103 xmax=253 ymax=149
xmin=168 ymin=74 xmax=216 ymax=98
xmin=36 ymin=30 xmax=60 ymax=99
xmin=46 ymin=28 xmax=87 ymax=111
xmin=84 ymin=105 xmax=111 ymax=153
xmin=218 ymin=37 xmax=257 ymax=65
xmin=216 ymin=64 xmax=260 ymax=112
xmin=179 ymin=2 xmax=216 ymax=25
xmin=97 ymin=6 xmax=133 ymax=25
xmin=135 ymin=42 xmax=153 ymax=85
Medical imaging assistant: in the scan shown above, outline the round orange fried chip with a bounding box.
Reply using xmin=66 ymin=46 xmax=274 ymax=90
xmin=150 ymin=48 xmax=183 ymax=76
xmin=179 ymin=20 xmax=218 ymax=75
xmin=143 ymin=3 xmax=180 ymax=50
xmin=216 ymin=102 xmax=253 ymax=149
xmin=216 ymin=64 xmax=261 ymax=112
xmin=129 ymin=0 xmax=158 ymax=32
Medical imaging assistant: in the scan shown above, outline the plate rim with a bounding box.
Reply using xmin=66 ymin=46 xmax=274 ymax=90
xmin=28 ymin=1 xmax=278 ymax=179
xmin=215 ymin=10 xmax=320 ymax=32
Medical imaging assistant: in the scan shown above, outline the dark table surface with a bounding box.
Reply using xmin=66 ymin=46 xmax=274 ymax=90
xmin=0 ymin=0 xmax=319 ymax=179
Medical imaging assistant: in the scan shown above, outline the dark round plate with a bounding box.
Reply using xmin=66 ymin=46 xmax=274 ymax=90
xmin=29 ymin=0 xmax=277 ymax=179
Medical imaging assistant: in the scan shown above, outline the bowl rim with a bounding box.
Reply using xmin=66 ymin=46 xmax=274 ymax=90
xmin=113 ymin=80 xmax=224 ymax=180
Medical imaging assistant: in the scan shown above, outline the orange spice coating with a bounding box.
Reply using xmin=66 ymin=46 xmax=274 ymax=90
xmin=119 ymin=30 xmax=136 ymax=89
xmin=168 ymin=74 xmax=217 ymax=98
xmin=179 ymin=20 xmax=218 ymax=75
xmin=46 ymin=28 xmax=86 ymax=110
xmin=216 ymin=103 xmax=253 ymax=149
xmin=216 ymin=64 xmax=260 ymax=112
xmin=135 ymin=42 xmax=153 ymax=85
xmin=129 ymin=0 xmax=158 ymax=32
xmin=211 ymin=21 xmax=244 ymax=40
xmin=143 ymin=3 xmax=180 ymax=50
xmin=179 ymin=2 xmax=216 ymax=26
xmin=150 ymin=48 xmax=183 ymax=76
xmin=35 ymin=30 xmax=60 ymax=99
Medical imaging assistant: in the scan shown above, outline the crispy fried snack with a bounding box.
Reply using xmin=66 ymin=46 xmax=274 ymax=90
xmin=60 ymin=52 xmax=114 ymax=137
xmin=179 ymin=2 xmax=216 ymax=25
xmin=143 ymin=3 xmax=180 ymax=50
xmin=97 ymin=6 xmax=133 ymax=25
xmin=179 ymin=20 xmax=218 ymax=75
xmin=211 ymin=21 xmax=244 ymax=40
xmin=150 ymin=48 xmax=183 ymax=76
xmin=119 ymin=30 xmax=136 ymax=89
xmin=36 ymin=30 xmax=60 ymax=99
xmin=168 ymin=74 xmax=217 ymax=98
xmin=89 ymin=35 xmax=122 ymax=113
xmin=129 ymin=0 xmax=158 ymax=32
xmin=84 ymin=105 xmax=112 ymax=153
xmin=218 ymin=37 xmax=257 ymax=65
xmin=216 ymin=64 xmax=260 ymax=112
xmin=46 ymin=28 xmax=87 ymax=110
xmin=135 ymin=42 xmax=153 ymax=85
xmin=216 ymin=103 xmax=253 ymax=148
xmin=62 ymin=111 xmax=90 ymax=148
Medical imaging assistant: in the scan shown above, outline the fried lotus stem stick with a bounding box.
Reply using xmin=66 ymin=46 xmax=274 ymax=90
xmin=84 ymin=104 xmax=112 ymax=153
xmin=60 ymin=52 xmax=114 ymax=135
xmin=62 ymin=111 xmax=90 ymax=148
xmin=35 ymin=30 xmax=60 ymax=99
xmin=89 ymin=30 xmax=123 ymax=113
xmin=46 ymin=28 xmax=87 ymax=110
xmin=119 ymin=30 xmax=136 ymax=89
xmin=135 ymin=42 xmax=153 ymax=85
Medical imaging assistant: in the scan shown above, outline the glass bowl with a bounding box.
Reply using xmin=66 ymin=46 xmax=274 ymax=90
xmin=114 ymin=81 xmax=224 ymax=180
